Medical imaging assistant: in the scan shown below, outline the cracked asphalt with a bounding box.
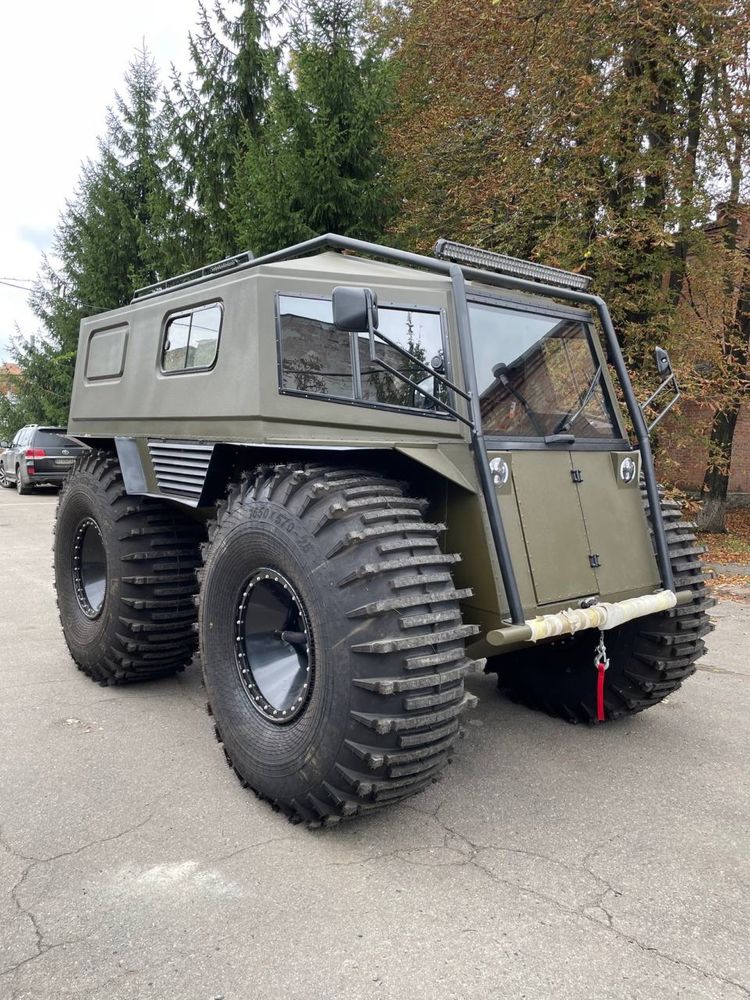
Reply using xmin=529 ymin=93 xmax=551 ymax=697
xmin=1 ymin=486 xmax=749 ymax=1000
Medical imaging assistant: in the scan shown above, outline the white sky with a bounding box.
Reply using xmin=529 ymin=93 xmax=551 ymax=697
xmin=0 ymin=0 xmax=197 ymax=362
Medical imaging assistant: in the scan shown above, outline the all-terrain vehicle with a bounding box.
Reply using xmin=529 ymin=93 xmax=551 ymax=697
xmin=54 ymin=234 xmax=712 ymax=824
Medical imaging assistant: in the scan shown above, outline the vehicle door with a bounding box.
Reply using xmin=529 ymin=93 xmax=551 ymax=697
xmin=1 ymin=433 xmax=16 ymax=477
xmin=8 ymin=429 xmax=28 ymax=480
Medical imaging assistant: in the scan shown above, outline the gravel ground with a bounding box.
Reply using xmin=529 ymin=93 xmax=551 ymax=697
xmin=1 ymin=486 xmax=749 ymax=1000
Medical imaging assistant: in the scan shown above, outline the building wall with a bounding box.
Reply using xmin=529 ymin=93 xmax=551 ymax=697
xmin=659 ymin=401 xmax=750 ymax=504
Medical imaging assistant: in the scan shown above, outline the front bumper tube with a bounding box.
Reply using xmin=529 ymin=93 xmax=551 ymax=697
xmin=486 ymin=589 xmax=692 ymax=647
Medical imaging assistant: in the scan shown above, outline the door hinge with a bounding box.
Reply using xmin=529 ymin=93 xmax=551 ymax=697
xmin=571 ymin=468 xmax=583 ymax=483
xmin=589 ymin=553 xmax=601 ymax=568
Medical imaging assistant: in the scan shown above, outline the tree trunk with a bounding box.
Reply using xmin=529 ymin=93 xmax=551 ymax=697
xmin=695 ymin=405 xmax=740 ymax=532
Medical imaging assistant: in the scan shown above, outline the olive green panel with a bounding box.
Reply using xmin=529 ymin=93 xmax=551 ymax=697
xmin=511 ymin=451 xmax=598 ymax=605
xmin=67 ymin=251 xmax=470 ymax=448
xmin=443 ymin=486 xmax=506 ymax=626
xmin=485 ymin=452 xmax=535 ymax=616
xmin=395 ymin=443 xmax=477 ymax=492
xmin=575 ymin=451 xmax=661 ymax=600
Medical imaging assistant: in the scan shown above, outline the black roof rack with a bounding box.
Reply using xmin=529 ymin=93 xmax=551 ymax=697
xmin=132 ymin=250 xmax=255 ymax=301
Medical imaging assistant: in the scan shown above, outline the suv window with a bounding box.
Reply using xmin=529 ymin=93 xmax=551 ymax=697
xmin=277 ymin=295 xmax=447 ymax=411
xmin=161 ymin=303 xmax=222 ymax=373
xmin=34 ymin=430 xmax=80 ymax=449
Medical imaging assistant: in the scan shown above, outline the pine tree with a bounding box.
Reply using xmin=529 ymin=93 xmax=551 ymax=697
xmin=168 ymin=0 xmax=273 ymax=259
xmin=231 ymin=0 xmax=396 ymax=255
xmin=0 ymin=46 xmax=191 ymax=435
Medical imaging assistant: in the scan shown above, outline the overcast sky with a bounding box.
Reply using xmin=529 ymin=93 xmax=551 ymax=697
xmin=0 ymin=0 xmax=198 ymax=362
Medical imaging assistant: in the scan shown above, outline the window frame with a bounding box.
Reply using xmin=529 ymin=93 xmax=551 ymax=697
xmin=159 ymin=300 xmax=224 ymax=376
xmin=467 ymin=291 xmax=628 ymax=450
xmin=275 ymin=291 xmax=456 ymax=420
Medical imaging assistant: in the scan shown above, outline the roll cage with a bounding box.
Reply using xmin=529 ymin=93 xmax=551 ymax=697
xmin=133 ymin=233 xmax=676 ymax=624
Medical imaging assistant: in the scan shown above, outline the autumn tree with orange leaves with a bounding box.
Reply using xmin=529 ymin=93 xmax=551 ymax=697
xmin=387 ymin=0 xmax=750 ymax=530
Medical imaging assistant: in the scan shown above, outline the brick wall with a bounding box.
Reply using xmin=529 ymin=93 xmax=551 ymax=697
xmin=658 ymin=400 xmax=750 ymax=503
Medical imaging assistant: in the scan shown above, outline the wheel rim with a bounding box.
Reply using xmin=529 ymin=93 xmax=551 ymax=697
xmin=72 ymin=517 xmax=107 ymax=618
xmin=0 ymin=465 xmax=6 ymax=487
xmin=234 ymin=568 xmax=313 ymax=724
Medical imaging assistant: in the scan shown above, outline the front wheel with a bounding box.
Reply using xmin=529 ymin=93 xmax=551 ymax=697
xmin=198 ymin=465 xmax=482 ymax=825
xmin=491 ymin=494 xmax=714 ymax=723
xmin=0 ymin=463 xmax=11 ymax=488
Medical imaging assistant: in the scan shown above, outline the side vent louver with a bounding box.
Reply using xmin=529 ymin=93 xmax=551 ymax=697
xmin=147 ymin=440 xmax=213 ymax=504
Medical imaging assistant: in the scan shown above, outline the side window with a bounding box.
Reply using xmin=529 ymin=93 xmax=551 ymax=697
xmin=278 ymin=295 xmax=354 ymax=398
xmin=277 ymin=294 xmax=447 ymax=412
xmin=161 ymin=303 xmax=222 ymax=373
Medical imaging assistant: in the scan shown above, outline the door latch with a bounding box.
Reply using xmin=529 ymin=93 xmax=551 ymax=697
xmin=571 ymin=468 xmax=583 ymax=483
xmin=589 ymin=553 xmax=601 ymax=568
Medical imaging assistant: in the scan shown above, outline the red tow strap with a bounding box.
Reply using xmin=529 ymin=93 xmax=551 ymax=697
xmin=594 ymin=631 xmax=609 ymax=722
xmin=595 ymin=661 xmax=607 ymax=722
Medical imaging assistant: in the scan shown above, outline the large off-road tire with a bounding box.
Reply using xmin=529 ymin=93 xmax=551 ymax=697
xmin=54 ymin=450 xmax=204 ymax=684
xmin=198 ymin=464 xmax=483 ymax=825
xmin=492 ymin=493 xmax=715 ymax=723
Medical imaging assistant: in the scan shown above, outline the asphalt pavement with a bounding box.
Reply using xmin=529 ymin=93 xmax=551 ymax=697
xmin=1 ymin=486 xmax=749 ymax=1000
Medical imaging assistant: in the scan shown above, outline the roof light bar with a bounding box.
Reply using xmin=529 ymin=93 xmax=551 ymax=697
xmin=132 ymin=250 xmax=255 ymax=301
xmin=433 ymin=239 xmax=592 ymax=292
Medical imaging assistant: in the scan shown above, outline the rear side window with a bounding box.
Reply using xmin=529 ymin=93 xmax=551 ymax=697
xmin=161 ymin=303 xmax=222 ymax=373
xmin=34 ymin=430 xmax=80 ymax=449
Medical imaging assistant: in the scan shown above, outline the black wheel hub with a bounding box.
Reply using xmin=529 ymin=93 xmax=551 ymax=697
xmin=234 ymin=568 xmax=313 ymax=724
xmin=72 ymin=517 xmax=107 ymax=618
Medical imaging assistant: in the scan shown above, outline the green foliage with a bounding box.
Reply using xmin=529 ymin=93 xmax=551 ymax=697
xmin=231 ymin=0 xmax=396 ymax=254
xmin=1 ymin=46 xmax=193 ymax=437
xmin=387 ymin=0 xmax=750 ymax=524
xmin=167 ymin=0 xmax=274 ymax=259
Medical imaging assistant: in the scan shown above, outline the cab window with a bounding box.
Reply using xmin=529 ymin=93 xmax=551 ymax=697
xmin=277 ymin=294 xmax=447 ymax=412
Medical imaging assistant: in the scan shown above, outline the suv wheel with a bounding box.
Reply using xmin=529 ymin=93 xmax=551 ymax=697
xmin=16 ymin=466 xmax=33 ymax=495
xmin=0 ymin=463 xmax=10 ymax=488
xmin=198 ymin=464 xmax=482 ymax=825
xmin=54 ymin=450 xmax=204 ymax=683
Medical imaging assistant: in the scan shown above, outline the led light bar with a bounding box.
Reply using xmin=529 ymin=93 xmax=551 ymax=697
xmin=433 ymin=239 xmax=592 ymax=291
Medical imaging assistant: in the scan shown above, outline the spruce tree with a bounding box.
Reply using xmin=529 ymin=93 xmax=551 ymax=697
xmin=168 ymin=0 xmax=273 ymax=260
xmin=231 ymin=0 xmax=396 ymax=255
xmin=0 ymin=46 xmax=190 ymax=435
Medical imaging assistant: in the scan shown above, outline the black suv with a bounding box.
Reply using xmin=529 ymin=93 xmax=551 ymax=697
xmin=0 ymin=426 xmax=87 ymax=494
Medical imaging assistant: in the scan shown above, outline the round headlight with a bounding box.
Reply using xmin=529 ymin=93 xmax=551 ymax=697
xmin=489 ymin=457 xmax=510 ymax=487
xmin=619 ymin=457 xmax=637 ymax=484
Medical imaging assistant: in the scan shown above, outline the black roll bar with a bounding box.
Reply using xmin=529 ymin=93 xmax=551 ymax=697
xmin=133 ymin=233 xmax=676 ymax=613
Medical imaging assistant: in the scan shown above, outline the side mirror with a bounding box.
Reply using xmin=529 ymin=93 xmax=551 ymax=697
xmin=654 ymin=347 xmax=672 ymax=377
xmin=332 ymin=286 xmax=378 ymax=333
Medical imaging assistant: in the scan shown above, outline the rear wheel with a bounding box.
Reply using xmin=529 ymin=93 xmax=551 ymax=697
xmin=16 ymin=466 xmax=32 ymax=495
xmin=54 ymin=450 xmax=204 ymax=684
xmin=198 ymin=464 xmax=482 ymax=825
xmin=491 ymin=494 xmax=714 ymax=723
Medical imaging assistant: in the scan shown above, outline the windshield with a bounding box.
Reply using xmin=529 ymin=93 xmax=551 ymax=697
xmin=468 ymin=302 xmax=619 ymax=440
